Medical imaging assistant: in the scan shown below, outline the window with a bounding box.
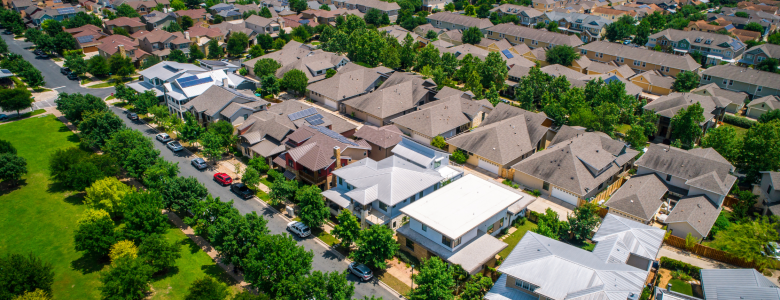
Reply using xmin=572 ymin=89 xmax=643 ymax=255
xmin=532 ymin=40 xmax=538 ymax=45
xmin=758 ymin=86 xmax=763 ymax=92
xmin=745 ymin=54 xmax=754 ymax=60
xmin=617 ymin=57 xmax=624 ymax=63
xmin=434 ymin=182 xmax=440 ymax=191
xmin=729 ymin=80 xmax=734 ymax=86
xmin=704 ymin=75 xmax=711 ymax=81
xmin=487 ymin=224 xmax=495 ymax=234
xmin=418 ymin=191 xmax=424 ymax=199
xmin=421 ymin=224 xmax=427 ymax=231
xmin=758 ymin=56 xmax=766 ymax=62
xmin=379 ymin=202 xmax=388 ymax=211
xmin=406 ymin=239 xmax=415 ymax=250
xmin=723 ymin=79 xmax=728 ymax=85
xmin=441 ymin=235 xmax=453 ymax=248
xmin=433 ymin=159 xmax=441 ymax=169
xmin=338 ymin=177 xmax=343 ymax=185
xmin=634 ymin=60 xmax=641 ymax=66
xmin=543 ymin=181 xmax=549 ymax=191
xmin=769 ymin=185 xmax=773 ymax=194
xmin=661 ymin=40 xmax=667 ymax=45
xmin=581 ymin=49 xmax=587 ymax=55
xmin=499 ymin=217 xmax=504 ymax=228
xmin=514 ymin=279 xmax=538 ymax=292
xmin=666 ymin=174 xmax=672 ymax=181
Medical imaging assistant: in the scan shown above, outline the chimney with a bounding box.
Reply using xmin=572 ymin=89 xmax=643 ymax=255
xmin=184 ymin=31 xmax=190 ymax=41
xmin=117 ymin=45 xmax=126 ymax=58
xmin=222 ymin=78 xmax=228 ymax=87
xmin=334 ymin=146 xmax=341 ymax=169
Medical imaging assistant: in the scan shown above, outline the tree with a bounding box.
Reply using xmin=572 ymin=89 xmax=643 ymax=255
xmin=55 ymin=92 xmax=107 ymax=124
xmin=177 ymin=112 xmax=204 ymax=144
xmin=189 ymin=44 xmax=205 ymax=61
xmin=745 ymin=22 xmax=764 ymax=33
xmin=20 ymin=67 xmax=45 ymax=89
xmin=711 ymin=216 xmax=779 ymax=270
xmin=112 ymin=26 xmax=130 ymax=37
xmin=605 ymin=15 xmax=637 ymax=42
xmin=157 ymin=176 xmax=208 ymax=214
xmin=0 ymin=140 xmax=15 ymax=155
xmin=759 ymin=109 xmax=780 ymax=124
xmin=133 ymin=90 xmax=159 ymax=115
xmin=64 ymin=53 xmax=88 ymax=75
xmin=770 ymin=32 xmax=780 ymax=45
xmin=199 ymin=131 xmax=227 ymax=163
xmin=53 ymin=31 xmax=77 ymax=54
xmin=163 ymin=21 xmax=183 ymax=33
xmin=756 ymin=57 xmax=779 ymax=73
xmin=351 ymin=225 xmax=398 ymax=270
xmin=297 ymin=185 xmax=328 ymax=228
xmin=545 ymin=45 xmax=580 ymax=67
xmin=137 ymin=233 xmax=181 ymax=274
xmin=479 ymin=52 xmax=508 ymax=89
xmin=632 ymin=20 xmax=651 ymax=46
xmin=248 ymin=44 xmax=265 ymax=59
xmin=227 ymin=32 xmax=250 ymax=57
xmin=12 ymin=289 xmax=52 ymax=300
xmin=0 ymin=253 xmax=54 ymax=300
xmin=533 ymin=208 xmax=569 ymax=239
xmin=170 ymin=0 xmax=185 ymax=10
xmin=98 ymin=256 xmax=154 ymax=300
xmin=207 ymin=39 xmax=224 ymax=59
xmin=430 ymin=135 xmax=447 ymax=150
xmin=332 ymin=209 xmax=360 ymax=248
xmin=670 ymin=102 xmax=705 ymax=149
xmin=269 ymin=176 xmax=299 ymax=205
xmin=74 ymin=209 xmax=117 ymax=257
xmin=364 ymin=8 xmax=383 ymax=25
xmin=732 ymin=189 xmax=758 ymax=222
xmin=78 ymin=109 xmax=126 ymax=149
xmin=740 ymin=120 xmax=780 ymax=183
xmin=253 ymin=58 xmax=281 ymax=77
xmin=116 ymin=3 xmax=141 ymax=17
xmin=109 ymin=53 xmax=135 ymax=78
xmin=485 ymin=84 xmax=500 ymax=106
xmin=121 ymin=191 xmax=168 ymax=242
xmin=0 ymin=152 xmax=25 ymax=187
xmin=109 ymin=240 xmax=138 ymax=263
xmin=87 ymin=55 xmax=110 ymax=77
xmin=243 ymin=234 xmax=314 ymax=297
xmin=701 ymin=126 xmax=741 ymax=163
xmin=167 ymin=49 xmax=187 ymax=63
xmin=257 ymin=34 xmax=274 ymax=50
xmin=241 ymin=167 xmax=261 ymax=190
xmin=319 ymin=3 xmax=331 ymax=10
xmin=672 ymin=70 xmax=700 ymax=92
xmin=84 ymin=177 xmax=134 ymax=218
xmin=184 ymin=276 xmax=229 ymax=300
xmin=290 ymin=0 xmax=307 ymax=12
xmin=408 ymin=257 xmax=454 ymax=300
xmin=281 ymin=69 xmax=308 ymax=95
xmin=567 ymin=203 xmax=601 ymax=241
xmin=297 ymin=270 xmax=355 ymax=300
xmin=462 ymin=26 xmax=483 ymax=45
xmin=0 ymin=88 xmax=32 ymax=117
xmin=180 ymin=16 xmax=194 ymax=30
xmin=459 ymin=273 xmax=494 ymax=300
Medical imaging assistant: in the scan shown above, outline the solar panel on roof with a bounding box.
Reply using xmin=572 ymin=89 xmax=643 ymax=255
xmin=180 ymin=77 xmax=212 ymax=88
xmin=57 ymin=7 xmax=76 ymax=14
xmin=76 ymin=35 xmax=93 ymax=43
xmin=287 ymin=107 xmax=318 ymax=121
xmin=177 ymin=75 xmax=199 ymax=84
xmin=1 ymin=69 xmax=11 ymax=74
xmin=310 ymin=126 xmax=359 ymax=146
xmin=501 ymin=49 xmax=514 ymax=59
xmin=304 ymin=114 xmax=323 ymax=123
xmin=308 ymin=119 xmax=324 ymax=126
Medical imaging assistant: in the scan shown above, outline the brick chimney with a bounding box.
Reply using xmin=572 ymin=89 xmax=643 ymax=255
xmin=117 ymin=45 xmax=126 ymax=58
xmin=333 ymin=146 xmax=341 ymax=169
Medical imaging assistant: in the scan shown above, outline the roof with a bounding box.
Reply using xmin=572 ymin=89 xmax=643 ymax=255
xmin=239 ymin=101 xmax=357 ymax=145
xmin=138 ymin=61 xmax=206 ymax=82
xmin=580 ymin=41 xmax=700 ymax=71
xmin=747 ymin=43 xmax=780 ymax=60
xmin=490 ymin=3 xmax=543 ymax=17
xmin=665 ymin=195 xmax=720 ymax=237
xmin=245 ymin=14 xmax=276 ymax=27
xmin=631 ymin=70 xmax=677 ymax=90
xmin=486 ymin=23 xmax=584 ymax=47
xmin=391 ymin=136 xmax=450 ymax=168
xmin=342 ymin=72 xmax=435 ymax=119
xmin=636 ymin=144 xmax=737 ymax=196
xmin=701 ymin=269 xmax=780 ymax=300
xmin=748 ymin=95 xmax=780 ymax=110
xmin=650 ymin=28 xmax=745 ymax=51
xmin=485 ymin=274 xmax=539 ymax=300
xmin=284 ymin=126 xmax=370 ymax=171
xmin=592 ymin=214 xmax=665 ymax=261
xmin=544 ymin=11 xmax=613 ymax=30
xmin=306 ymin=62 xmax=385 ymax=102
xmin=175 ymin=8 xmax=209 ymax=19
xmin=244 ymin=40 xmax=346 ymax=82
xmin=391 ymin=95 xmax=471 ymax=138
xmin=398 ymin=224 xmax=508 ymax=274
xmin=142 ymin=11 xmax=178 ymax=24
xmin=693 ymin=83 xmax=748 ymax=105
xmin=426 ymin=12 xmax=494 ymax=29
xmin=702 ymin=64 xmax=780 ymax=90
xmin=606 ymin=174 xmax=669 ymax=221
xmin=512 ymin=125 xmax=638 ymax=197
xmin=96 ymin=34 xmax=139 ymax=55
xmin=643 ymin=92 xmax=731 ymax=122
xmin=105 ymin=16 xmax=144 ymax=27
xmin=331 ymin=155 xmax=443 ymax=206
xmin=344 ymin=0 xmax=400 ymax=11
xmin=379 ymin=25 xmax=419 ymax=44
xmin=186 ymin=84 xmax=267 ymax=117
xmin=352 ymin=125 xmax=402 ymax=148
xmin=400 ymin=174 xmax=523 ymax=239
xmin=498 ymin=231 xmax=648 ymax=300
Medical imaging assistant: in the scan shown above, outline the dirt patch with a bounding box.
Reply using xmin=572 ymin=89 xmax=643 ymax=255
xmin=657 ymin=268 xmax=672 ymax=289
xmin=384 ymin=257 xmax=417 ymax=287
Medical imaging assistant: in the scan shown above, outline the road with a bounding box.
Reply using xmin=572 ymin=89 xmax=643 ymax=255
xmin=1 ymin=32 xmax=396 ymax=298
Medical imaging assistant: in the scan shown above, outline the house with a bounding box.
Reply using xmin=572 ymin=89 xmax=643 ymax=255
xmin=197 ymin=60 xmax=240 ymax=73
xmin=185 ymin=26 xmax=224 ymax=57
xmin=343 ymin=0 xmax=400 ymax=21
xmin=321 ymin=138 xmax=461 ymax=229
xmin=447 ymin=103 xmax=551 ymax=178
xmin=378 ymin=25 xmax=418 ymax=44
xmin=700 ymin=64 xmax=780 ymax=97
xmin=352 ymin=125 xmax=402 ymax=161
xmin=342 ymin=72 xmax=437 ymax=127
xmin=260 ymin=0 xmax=288 ymax=12
xmin=697 ymin=269 xmax=780 ymax=300
xmin=442 ymin=41 xmax=536 ymax=69
xmin=120 ymin=0 xmax=160 ymax=15
xmin=413 ymin=23 xmax=444 ymax=37
xmin=104 ymin=17 xmax=146 ymax=34
xmin=426 ymin=12 xmax=494 ymax=32
xmin=630 ymin=70 xmax=675 ymax=95
xmin=755 ymin=172 xmax=780 ymax=215
xmin=273 ymin=125 xmax=371 ymax=190
xmin=245 ymin=15 xmax=281 ymax=35
xmin=141 ymin=11 xmax=178 ymax=30
xmin=306 ymin=62 xmax=391 ymax=111
xmin=738 ymin=1 xmax=779 ymax=14
xmin=582 ymin=60 xmax=635 ymax=77
xmin=692 ymin=83 xmax=749 ymax=114
xmin=665 ymin=195 xmax=721 ymax=240
xmin=740 ymin=43 xmax=780 ymax=66
xmin=29 ymin=6 xmax=84 ymax=27
xmin=397 ymin=174 xmax=534 ymax=275
xmin=591 ymin=6 xmax=637 ymax=20
xmin=512 ymin=125 xmax=638 ymax=206
xmin=485 ymin=23 xmax=584 ymax=50
xmin=66 ymin=24 xmax=108 ymax=53
xmin=636 ymin=0 xmax=677 ymax=11
xmin=185 ymin=84 xmax=269 ymax=126
xmin=136 ymin=29 xmax=191 ymax=59
xmin=490 ymin=4 xmax=544 ymax=27
xmin=531 ymin=0 xmax=577 ymax=12
xmin=647 ymin=29 xmax=746 ymax=65
xmin=611 ymin=4 xmax=664 ymax=19
xmin=391 ymin=88 xmax=475 ymax=145
xmin=438 ymin=29 xmax=463 ymax=46
xmin=421 ymin=0 xmax=451 ymax=11
xmin=717 ymin=8 xmax=780 ymax=35
xmin=487 ymin=213 xmax=663 ymax=300
xmin=162 ymin=70 xmax=255 ymax=117
xmin=643 ymin=93 xmax=731 ymax=141
xmin=10 ymin=0 xmax=34 ymax=13
xmin=579 ymin=41 xmax=700 ymax=77
xmin=746 ymin=95 xmax=780 ymax=119
xmin=175 ymin=8 xmax=210 ymax=24
xmin=96 ymin=34 xmax=151 ymax=64
xmin=540 ymin=11 xmax=612 ymax=42
xmin=606 ymin=173 xmax=670 ymax=224
xmin=243 ymin=40 xmax=349 ymax=82
xmin=685 ymin=20 xmax=762 ymax=44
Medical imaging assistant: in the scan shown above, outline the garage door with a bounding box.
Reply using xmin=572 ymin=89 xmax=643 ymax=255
xmin=552 ymin=187 xmax=579 ymax=206
xmin=478 ymin=158 xmax=499 ymax=175
xmin=366 ymin=115 xmax=382 ymax=126
xmin=324 ymin=99 xmax=338 ymax=110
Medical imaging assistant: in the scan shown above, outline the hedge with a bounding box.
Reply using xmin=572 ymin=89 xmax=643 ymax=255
xmin=723 ymin=114 xmax=757 ymax=129
xmin=659 ymin=257 xmax=702 ymax=280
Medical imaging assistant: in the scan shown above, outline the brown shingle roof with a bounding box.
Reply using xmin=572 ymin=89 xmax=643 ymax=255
xmin=486 ymin=23 xmax=584 ymax=47
xmin=105 ymin=16 xmax=144 ymax=27
xmin=353 ymin=125 xmax=403 ymax=148
xmin=579 ymin=41 xmax=700 ymax=71
xmin=427 ymin=12 xmax=494 ymax=29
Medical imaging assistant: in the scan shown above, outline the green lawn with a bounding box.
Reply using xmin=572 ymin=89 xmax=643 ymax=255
xmin=615 ymin=124 xmax=631 ymax=135
xmin=668 ymin=279 xmax=694 ymax=296
xmin=720 ymin=123 xmax=748 ymax=140
xmin=87 ymin=82 xmax=115 ymax=89
xmin=498 ymin=221 xmax=538 ymax=259
xmin=0 ymin=116 xmax=236 ymax=300
xmin=312 ymin=227 xmax=339 ymax=246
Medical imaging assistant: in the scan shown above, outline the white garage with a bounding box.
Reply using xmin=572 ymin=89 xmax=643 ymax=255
xmin=324 ymin=99 xmax=338 ymax=110
xmin=551 ymin=187 xmax=579 ymax=206
xmin=478 ymin=158 xmax=500 ymax=175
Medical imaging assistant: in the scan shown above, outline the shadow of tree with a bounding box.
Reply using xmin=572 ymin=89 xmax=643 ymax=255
xmin=0 ymin=179 xmax=26 ymax=197
xmin=202 ymin=264 xmax=238 ymax=285
xmin=151 ymin=266 xmax=180 ymax=282
xmin=63 ymin=192 xmax=85 ymax=206
xmin=71 ymin=253 xmax=109 ymax=275
xmin=181 ymin=235 xmax=202 ymax=255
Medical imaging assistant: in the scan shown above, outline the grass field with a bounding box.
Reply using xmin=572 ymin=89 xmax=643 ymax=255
xmin=0 ymin=116 xmax=236 ymax=300
xmin=668 ymin=279 xmax=694 ymax=296
xmin=497 ymin=221 xmax=538 ymax=259
xmin=720 ymin=123 xmax=748 ymax=140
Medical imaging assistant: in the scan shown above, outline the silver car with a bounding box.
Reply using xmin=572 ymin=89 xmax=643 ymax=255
xmin=287 ymin=221 xmax=311 ymax=238
xmin=348 ymin=262 xmax=373 ymax=282
xmin=156 ymin=133 xmax=171 ymax=143
xmin=191 ymin=157 xmax=207 ymax=169
xmin=167 ymin=141 xmax=184 ymax=152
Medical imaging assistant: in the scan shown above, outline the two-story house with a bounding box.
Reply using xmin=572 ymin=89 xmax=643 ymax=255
xmin=420 ymin=0 xmax=451 ymax=11
xmin=185 ymin=26 xmax=224 ymax=57
xmin=66 ymin=24 xmax=108 ymax=53
xmin=136 ymin=29 xmax=191 ymax=59
xmin=128 ymin=61 xmax=204 ymax=105
xmin=10 ymin=0 xmax=34 ymax=13
xmin=397 ymin=174 xmax=533 ymax=275
xmin=245 ymin=15 xmax=281 ymax=35
xmin=104 ymin=17 xmax=146 ymax=34
xmin=351 ymin=124 xmax=402 ymax=161
xmin=140 ymin=11 xmax=178 ymax=30
xmin=391 ymin=87 xmax=487 ymax=145
xmin=96 ymin=34 xmax=151 ymax=65
xmin=647 ymin=29 xmax=746 ymax=65
xmin=635 ymin=144 xmax=737 ymax=239
xmin=490 ymin=4 xmax=544 ymax=27
xmin=755 ymin=172 xmax=780 ymax=216
xmin=175 ymin=8 xmax=210 ymax=24
xmin=686 ymin=19 xmax=762 ymax=43
xmin=243 ymin=40 xmax=349 ymax=81
xmin=344 ymin=0 xmax=400 ymax=21
xmin=29 ymin=6 xmax=84 ymax=28
xmin=692 ymin=83 xmax=749 ymax=113
xmin=540 ymin=11 xmax=612 ymax=42
xmin=306 ymin=62 xmax=391 ymax=111
xmin=643 ymin=93 xmax=732 ymax=141
xmin=718 ymin=8 xmax=780 ymax=35
xmin=700 ymin=64 xmax=780 ymax=97
xmin=739 ymin=43 xmax=780 ymax=66
xmin=485 ymin=23 xmax=584 ymax=49
xmin=426 ymin=12 xmax=494 ymax=32
xmin=531 ymin=0 xmax=577 ymax=12
xmin=579 ymin=41 xmax=700 ymax=76
xmin=342 ymin=72 xmax=437 ymax=126
xmin=185 ymin=84 xmax=269 ymax=126
xmin=746 ymin=95 xmax=780 ymax=119
xmin=591 ymin=6 xmax=637 ymax=20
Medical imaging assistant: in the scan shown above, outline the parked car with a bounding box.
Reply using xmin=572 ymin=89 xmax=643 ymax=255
xmin=191 ymin=157 xmax=208 ymax=170
xmin=35 ymin=54 xmax=48 ymax=59
xmin=348 ymin=262 xmax=373 ymax=282
xmin=231 ymin=183 xmax=253 ymax=199
xmin=3 ymin=30 xmax=13 ymax=35
xmin=127 ymin=112 xmax=138 ymax=120
xmin=0 ymin=114 xmax=8 ymax=121
xmin=287 ymin=221 xmax=311 ymax=238
xmin=67 ymin=73 xmax=79 ymax=80
xmin=34 ymin=49 xmax=43 ymax=55
xmin=60 ymin=67 xmax=71 ymax=75
xmin=156 ymin=133 xmax=171 ymax=143
xmin=623 ymin=39 xmax=631 ymax=45
xmin=213 ymin=173 xmax=232 ymax=185
xmin=166 ymin=141 xmax=183 ymax=152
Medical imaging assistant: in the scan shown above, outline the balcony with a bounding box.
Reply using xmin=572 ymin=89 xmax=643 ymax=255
xmin=352 ymin=205 xmax=389 ymax=225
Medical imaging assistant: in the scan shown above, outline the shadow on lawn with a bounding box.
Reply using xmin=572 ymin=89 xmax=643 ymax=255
xmin=63 ymin=192 xmax=85 ymax=205
xmin=151 ymin=266 xmax=180 ymax=281
xmin=71 ymin=253 xmax=109 ymax=275
xmin=202 ymin=264 xmax=238 ymax=285
xmin=0 ymin=179 xmax=26 ymax=197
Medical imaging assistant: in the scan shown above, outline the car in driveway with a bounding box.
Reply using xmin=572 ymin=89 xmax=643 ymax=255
xmin=287 ymin=221 xmax=311 ymax=238
xmin=166 ymin=141 xmax=183 ymax=152
xmin=67 ymin=73 xmax=79 ymax=80
xmin=348 ymin=262 xmax=373 ymax=282
xmin=191 ymin=157 xmax=208 ymax=170
xmin=0 ymin=114 xmax=8 ymax=121
xmin=231 ymin=183 xmax=253 ymax=199
xmin=156 ymin=133 xmax=171 ymax=143
xmin=213 ymin=173 xmax=232 ymax=185
xmin=127 ymin=112 xmax=139 ymax=120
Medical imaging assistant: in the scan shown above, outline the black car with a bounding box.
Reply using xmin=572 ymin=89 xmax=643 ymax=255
xmin=231 ymin=183 xmax=253 ymax=199
xmin=60 ymin=67 xmax=71 ymax=75
xmin=35 ymin=54 xmax=48 ymax=59
xmin=3 ymin=30 xmax=12 ymax=35
xmin=67 ymin=73 xmax=79 ymax=80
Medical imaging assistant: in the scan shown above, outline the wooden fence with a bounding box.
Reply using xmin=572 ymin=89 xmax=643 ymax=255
xmin=589 ymin=177 xmax=627 ymax=204
xmin=664 ymin=234 xmax=775 ymax=270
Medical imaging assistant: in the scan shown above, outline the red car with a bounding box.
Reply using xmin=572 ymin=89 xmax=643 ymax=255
xmin=213 ymin=173 xmax=233 ymax=186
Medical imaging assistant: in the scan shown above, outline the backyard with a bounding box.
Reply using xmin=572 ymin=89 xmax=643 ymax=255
xmin=0 ymin=116 xmax=236 ymax=299
xmin=498 ymin=221 xmax=538 ymax=259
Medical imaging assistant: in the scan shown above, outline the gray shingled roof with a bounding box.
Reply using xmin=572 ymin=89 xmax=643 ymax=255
xmin=650 ymin=29 xmax=745 ymax=52
xmin=239 ymin=101 xmax=357 ymax=146
xmin=748 ymin=95 xmax=780 ymax=110
xmin=352 ymin=125 xmax=402 ymax=148
xmin=643 ymin=93 xmax=731 ymax=122
xmin=486 ymin=23 xmax=584 ymax=48
xmin=342 ymin=72 xmax=435 ymax=118
xmin=186 ymin=85 xmax=267 ymax=117
xmin=635 ymin=144 xmax=737 ymax=196
xmin=747 ymin=43 xmax=780 ymax=60
xmin=702 ymin=64 xmax=780 ymax=90
xmin=605 ymin=174 xmax=668 ymax=221
xmin=666 ymin=195 xmax=720 ymax=238
xmin=306 ymin=63 xmax=385 ymax=102
xmin=391 ymin=94 xmax=471 ymax=137
xmin=580 ymin=41 xmax=700 ymax=71
xmin=426 ymin=12 xmax=494 ymax=29
xmin=284 ymin=126 xmax=371 ymax=171
xmin=701 ymin=269 xmax=780 ymax=300
xmin=693 ymin=82 xmax=749 ymax=104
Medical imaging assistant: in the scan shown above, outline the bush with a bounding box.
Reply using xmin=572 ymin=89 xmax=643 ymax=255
xmin=395 ymin=250 xmax=420 ymax=267
xmin=659 ymin=257 xmax=702 ymax=280
xmin=671 ymin=270 xmax=693 ymax=281
xmin=450 ymin=149 xmax=468 ymax=164
xmin=723 ymin=114 xmax=756 ymax=129
xmin=529 ymin=189 xmax=541 ymax=197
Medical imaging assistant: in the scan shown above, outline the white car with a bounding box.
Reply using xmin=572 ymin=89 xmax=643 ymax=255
xmin=167 ymin=141 xmax=184 ymax=152
xmin=287 ymin=221 xmax=311 ymax=238
xmin=156 ymin=133 xmax=171 ymax=143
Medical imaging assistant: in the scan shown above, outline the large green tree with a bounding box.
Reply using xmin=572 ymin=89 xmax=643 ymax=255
xmin=109 ymin=53 xmax=135 ymax=78
xmin=121 ymin=191 xmax=169 ymax=242
xmin=670 ymin=102 xmax=705 ymax=149
xmin=672 ymin=71 xmax=701 ymax=92
xmin=479 ymin=52 xmax=508 ymax=89
xmin=567 ymin=203 xmax=601 ymax=241
xmin=87 ymin=55 xmax=110 ymax=77
xmin=740 ymin=120 xmax=780 ymax=183
xmin=98 ymin=256 xmax=153 ymax=299
xmin=84 ymin=176 xmax=134 ymax=218
xmin=604 ymin=14 xmax=636 ymax=42
xmin=408 ymin=257 xmax=455 ymax=300
xmin=350 ymin=225 xmax=398 ymax=269
xmin=0 ymin=253 xmax=55 ymax=300
xmin=253 ymin=58 xmax=281 ymax=77
xmin=55 ymin=93 xmax=108 ymax=125
xmin=227 ymin=32 xmax=250 ymax=57
xmin=243 ymin=234 xmax=314 ymax=297
xmin=545 ymin=45 xmax=580 ymax=67
xmin=700 ymin=125 xmax=741 ymax=163
xmin=157 ymin=176 xmax=207 ymax=213
xmin=280 ymin=69 xmax=308 ymax=95
xmin=0 ymin=88 xmax=33 ymax=117
xmin=74 ymin=209 xmax=117 ymax=257
xmin=297 ymin=185 xmax=328 ymax=228
xmin=78 ymin=109 xmax=126 ymax=149
xmin=184 ymin=276 xmax=229 ymax=300
xmin=459 ymin=273 xmax=494 ymax=300
xmin=461 ymin=26 xmax=483 ymax=45
xmin=711 ymin=216 xmax=779 ymax=270
xmin=332 ymin=209 xmax=360 ymax=248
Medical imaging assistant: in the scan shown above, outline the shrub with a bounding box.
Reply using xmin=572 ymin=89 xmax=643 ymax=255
xmin=450 ymin=149 xmax=468 ymax=164
xmin=659 ymin=257 xmax=702 ymax=280
xmin=395 ymin=250 xmax=421 ymax=267
xmin=684 ymin=232 xmax=698 ymax=250
xmin=529 ymin=189 xmax=541 ymax=197
xmin=723 ymin=114 xmax=756 ymax=129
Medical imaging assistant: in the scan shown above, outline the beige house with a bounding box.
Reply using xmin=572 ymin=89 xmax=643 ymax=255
xmin=578 ymin=41 xmax=700 ymax=77
xmin=630 ymin=70 xmax=675 ymax=95
xmin=485 ymin=23 xmax=584 ymax=50
xmin=342 ymin=72 xmax=437 ymax=126
xmin=426 ymin=12 xmax=494 ymax=32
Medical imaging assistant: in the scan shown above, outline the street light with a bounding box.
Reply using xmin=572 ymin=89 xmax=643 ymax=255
xmin=411 ymin=264 xmax=415 ymax=291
